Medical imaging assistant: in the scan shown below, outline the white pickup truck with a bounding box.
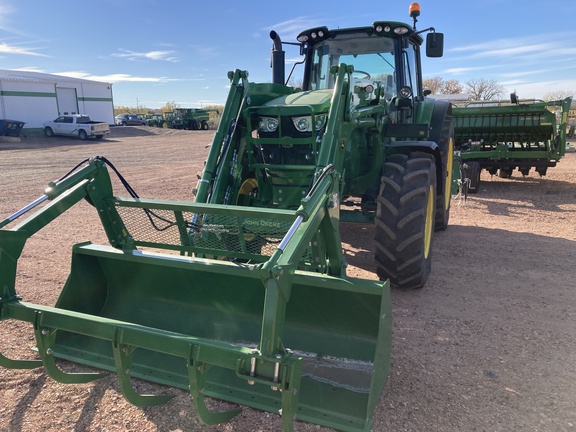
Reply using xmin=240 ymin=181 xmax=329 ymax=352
xmin=43 ymin=114 xmax=110 ymax=140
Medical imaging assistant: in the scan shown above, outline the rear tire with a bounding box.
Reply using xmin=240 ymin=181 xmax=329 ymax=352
xmin=375 ymin=152 xmax=437 ymax=289
xmin=202 ymin=121 xmax=209 ymax=130
xmin=462 ymin=161 xmax=481 ymax=193
xmin=44 ymin=127 xmax=54 ymax=137
xmin=78 ymin=129 xmax=88 ymax=141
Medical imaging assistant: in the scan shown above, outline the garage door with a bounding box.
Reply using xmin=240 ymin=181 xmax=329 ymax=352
xmin=56 ymin=87 xmax=78 ymax=115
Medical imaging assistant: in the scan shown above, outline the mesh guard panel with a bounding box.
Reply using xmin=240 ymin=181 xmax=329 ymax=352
xmin=115 ymin=204 xmax=294 ymax=261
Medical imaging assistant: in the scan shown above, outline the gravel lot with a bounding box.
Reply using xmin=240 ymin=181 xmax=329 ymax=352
xmin=0 ymin=127 xmax=575 ymax=432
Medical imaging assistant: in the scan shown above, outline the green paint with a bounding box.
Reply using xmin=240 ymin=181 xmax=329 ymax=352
xmin=78 ymin=97 xmax=113 ymax=102
xmin=1 ymin=90 xmax=56 ymax=98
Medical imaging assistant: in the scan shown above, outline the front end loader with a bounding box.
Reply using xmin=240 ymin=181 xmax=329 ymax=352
xmin=0 ymin=4 xmax=453 ymax=431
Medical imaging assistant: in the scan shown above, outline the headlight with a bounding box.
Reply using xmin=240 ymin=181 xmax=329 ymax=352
xmin=399 ymin=86 xmax=412 ymax=98
xmin=258 ymin=117 xmax=278 ymax=132
xmin=292 ymin=114 xmax=327 ymax=132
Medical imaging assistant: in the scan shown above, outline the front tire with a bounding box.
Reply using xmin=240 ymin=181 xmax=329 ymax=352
xmin=434 ymin=119 xmax=454 ymax=231
xmin=375 ymin=152 xmax=437 ymax=289
xmin=44 ymin=127 xmax=54 ymax=137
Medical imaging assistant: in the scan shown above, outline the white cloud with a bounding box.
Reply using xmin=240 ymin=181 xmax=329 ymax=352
xmin=112 ymin=49 xmax=179 ymax=62
xmin=53 ymin=71 xmax=209 ymax=84
xmin=0 ymin=42 xmax=47 ymax=57
xmin=450 ymin=32 xmax=576 ymax=62
xmin=265 ymin=16 xmax=324 ymax=37
xmin=54 ymin=71 xmax=168 ymax=83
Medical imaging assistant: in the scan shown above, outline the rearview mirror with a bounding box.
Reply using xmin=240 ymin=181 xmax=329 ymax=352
xmin=426 ymin=32 xmax=444 ymax=58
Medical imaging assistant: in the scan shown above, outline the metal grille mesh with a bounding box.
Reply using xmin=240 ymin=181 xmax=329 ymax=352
xmin=115 ymin=205 xmax=294 ymax=259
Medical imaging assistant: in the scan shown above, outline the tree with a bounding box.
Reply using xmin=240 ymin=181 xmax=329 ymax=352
xmin=114 ymin=105 xmax=153 ymax=116
xmin=423 ymin=77 xmax=463 ymax=95
xmin=543 ymin=90 xmax=574 ymax=102
xmin=443 ymin=79 xmax=463 ymax=95
xmin=465 ymin=78 xmax=505 ymax=101
xmin=161 ymin=101 xmax=180 ymax=113
xmin=423 ymin=76 xmax=444 ymax=94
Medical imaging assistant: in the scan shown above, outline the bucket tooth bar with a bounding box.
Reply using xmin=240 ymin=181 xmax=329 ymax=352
xmin=111 ymin=327 xmax=174 ymax=407
xmin=34 ymin=315 xmax=107 ymax=384
xmin=1 ymin=300 xmax=306 ymax=425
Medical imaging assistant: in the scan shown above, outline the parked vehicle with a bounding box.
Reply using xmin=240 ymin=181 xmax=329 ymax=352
xmin=147 ymin=114 xmax=166 ymax=128
xmin=115 ymin=113 xmax=147 ymax=126
xmin=43 ymin=114 xmax=109 ymax=140
xmin=169 ymin=108 xmax=219 ymax=130
xmin=162 ymin=111 xmax=175 ymax=128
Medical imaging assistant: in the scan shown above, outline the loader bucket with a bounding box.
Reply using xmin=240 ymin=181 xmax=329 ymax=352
xmin=32 ymin=243 xmax=391 ymax=432
xmin=0 ymin=176 xmax=392 ymax=432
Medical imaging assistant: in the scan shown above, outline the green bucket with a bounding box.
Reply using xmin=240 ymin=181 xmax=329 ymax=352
xmin=45 ymin=242 xmax=391 ymax=431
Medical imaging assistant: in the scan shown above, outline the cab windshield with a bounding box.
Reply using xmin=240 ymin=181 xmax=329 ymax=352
xmin=309 ymin=32 xmax=397 ymax=99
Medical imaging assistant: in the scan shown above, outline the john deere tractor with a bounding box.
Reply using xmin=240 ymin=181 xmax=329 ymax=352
xmin=0 ymin=4 xmax=454 ymax=431
xmin=171 ymin=108 xmax=215 ymax=130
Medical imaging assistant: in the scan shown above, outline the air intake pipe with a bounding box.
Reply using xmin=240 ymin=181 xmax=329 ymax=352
xmin=270 ymin=31 xmax=285 ymax=85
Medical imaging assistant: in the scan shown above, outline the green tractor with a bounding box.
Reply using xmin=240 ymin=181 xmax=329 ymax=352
xmin=170 ymin=108 xmax=220 ymax=130
xmin=0 ymin=4 xmax=455 ymax=432
xmin=160 ymin=111 xmax=176 ymax=128
xmin=147 ymin=114 xmax=165 ymax=128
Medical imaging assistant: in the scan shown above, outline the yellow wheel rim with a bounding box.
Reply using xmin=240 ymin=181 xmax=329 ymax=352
xmin=237 ymin=178 xmax=259 ymax=241
xmin=444 ymin=137 xmax=454 ymax=210
xmin=424 ymin=185 xmax=434 ymax=259
xmin=237 ymin=178 xmax=258 ymax=203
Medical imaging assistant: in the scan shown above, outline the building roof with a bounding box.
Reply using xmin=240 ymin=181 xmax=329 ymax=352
xmin=0 ymin=69 xmax=111 ymax=86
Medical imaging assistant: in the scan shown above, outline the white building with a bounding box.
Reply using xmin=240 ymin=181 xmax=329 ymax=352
xmin=0 ymin=70 xmax=114 ymax=129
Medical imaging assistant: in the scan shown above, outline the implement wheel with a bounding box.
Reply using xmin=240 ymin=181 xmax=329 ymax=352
xmin=462 ymin=161 xmax=481 ymax=194
xmin=375 ymin=152 xmax=437 ymax=289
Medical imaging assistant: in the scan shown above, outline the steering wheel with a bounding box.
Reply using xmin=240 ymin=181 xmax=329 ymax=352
xmin=353 ymin=70 xmax=371 ymax=79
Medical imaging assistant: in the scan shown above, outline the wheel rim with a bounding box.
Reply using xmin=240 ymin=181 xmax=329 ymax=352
xmin=424 ymin=185 xmax=434 ymax=259
xmin=444 ymin=137 xmax=454 ymax=210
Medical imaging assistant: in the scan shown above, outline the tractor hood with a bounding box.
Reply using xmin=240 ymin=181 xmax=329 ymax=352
xmin=263 ymin=89 xmax=333 ymax=113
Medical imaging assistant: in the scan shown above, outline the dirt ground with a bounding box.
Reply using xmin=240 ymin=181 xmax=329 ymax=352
xmin=0 ymin=127 xmax=575 ymax=432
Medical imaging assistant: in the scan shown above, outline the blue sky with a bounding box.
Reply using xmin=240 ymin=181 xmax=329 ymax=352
xmin=1 ymin=0 xmax=575 ymax=109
